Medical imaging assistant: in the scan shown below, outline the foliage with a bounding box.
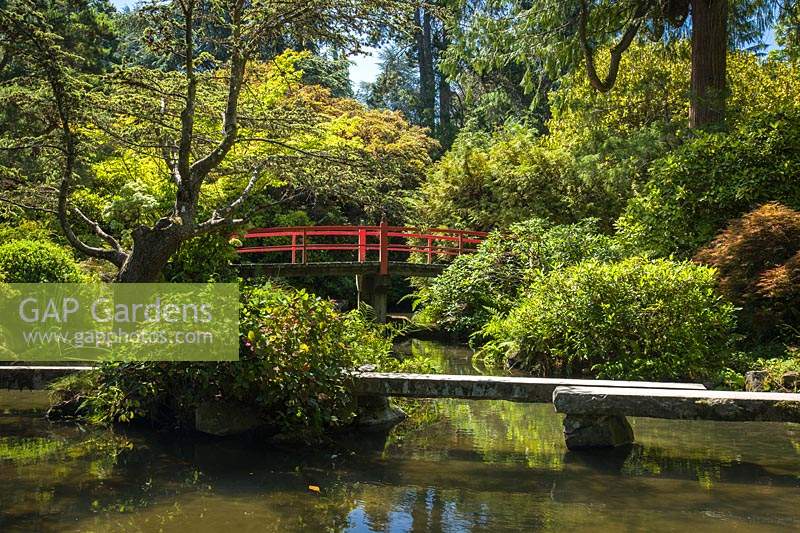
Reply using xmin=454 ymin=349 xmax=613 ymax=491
xmin=419 ymin=127 xmax=572 ymax=230
xmin=296 ymin=53 xmax=354 ymax=98
xmin=445 ymin=0 xmax=782 ymax=129
xmin=747 ymin=349 xmax=800 ymax=392
xmin=420 ymin=43 xmax=800 ymax=232
xmin=163 ymin=233 xmax=239 ymax=283
xmin=418 ymin=123 xmax=665 ymax=231
xmin=0 ymin=0 xmax=118 ymax=77
xmin=0 ymin=239 xmax=87 ymax=282
xmin=59 ymin=283 xmax=432 ymax=435
xmin=0 ymin=220 xmax=54 ymax=243
xmin=617 ymin=111 xmax=800 ymax=257
xmin=0 ymin=0 xmax=422 ymax=282
xmin=361 ymin=46 xmax=420 ymax=124
xmin=479 ymin=257 xmax=737 ymax=381
xmin=414 ymin=218 xmax=625 ymax=339
xmin=694 ymin=203 xmax=800 ymax=341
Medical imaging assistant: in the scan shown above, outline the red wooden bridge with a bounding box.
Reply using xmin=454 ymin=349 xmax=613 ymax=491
xmin=234 ymin=222 xmax=488 ymax=322
xmin=235 ymin=221 xmax=488 ymax=278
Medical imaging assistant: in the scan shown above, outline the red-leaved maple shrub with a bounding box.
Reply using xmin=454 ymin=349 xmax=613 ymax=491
xmin=695 ymin=203 xmax=800 ymax=341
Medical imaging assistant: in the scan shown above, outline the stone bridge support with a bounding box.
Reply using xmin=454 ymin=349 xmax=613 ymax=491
xmin=356 ymin=274 xmax=390 ymax=323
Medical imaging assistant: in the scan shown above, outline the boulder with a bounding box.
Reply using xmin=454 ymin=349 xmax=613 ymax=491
xmin=783 ymin=371 xmax=799 ymax=391
xmin=745 ymin=370 xmax=769 ymax=392
xmin=194 ymin=400 xmax=265 ymax=436
xmin=562 ymin=414 xmax=634 ymax=450
xmin=354 ymin=395 xmax=406 ymax=428
xmin=46 ymin=395 xmax=84 ymax=420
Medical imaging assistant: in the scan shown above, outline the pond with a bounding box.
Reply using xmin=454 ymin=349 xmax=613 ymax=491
xmin=1 ymin=340 xmax=799 ymax=532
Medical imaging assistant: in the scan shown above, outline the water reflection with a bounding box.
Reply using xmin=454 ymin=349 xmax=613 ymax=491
xmin=0 ymin=342 xmax=798 ymax=532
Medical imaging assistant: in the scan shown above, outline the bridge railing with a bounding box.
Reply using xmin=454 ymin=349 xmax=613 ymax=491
xmin=236 ymin=222 xmax=488 ymax=274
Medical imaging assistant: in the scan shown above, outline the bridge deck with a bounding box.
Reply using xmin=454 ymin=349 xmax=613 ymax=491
xmin=553 ymin=386 xmax=800 ymax=423
xmin=353 ymin=372 xmax=706 ymax=403
xmin=235 ymin=261 xmax=447 ymax=278
xmin=0 ymin=367 xmax=706 ymax=400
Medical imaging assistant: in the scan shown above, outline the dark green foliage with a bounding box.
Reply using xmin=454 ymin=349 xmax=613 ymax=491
xmin=58 ymin=283 xmax=430 ymax=434
xmin=164 ymin=234 xmax=238 ymax=283
xmin=414 ymin=218 xmax=626 ymax=339
xmin=0 ymin=239 xmax=86 ymax=282
xmin=617 ymin=112 xmax=800 ymax=257
xmin=297 ymin=54 xmax=353 ymax=98
xmin=1 ymin=0 xmax=118 ymax=77
xmin=480 ymin=257 xmax=737 ymax=382
xmin=361 ymin=46 xmax=419 ymax=124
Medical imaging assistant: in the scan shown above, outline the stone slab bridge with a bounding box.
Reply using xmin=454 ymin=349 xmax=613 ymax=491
xmin=3 ymin=367 xmax=799 ymax=450
xmin=233 ymin=222 xmax=488 ymax=322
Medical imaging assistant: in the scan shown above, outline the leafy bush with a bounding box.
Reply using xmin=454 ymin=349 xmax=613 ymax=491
xmin=418 ymin=125 xmax=664 ymax=231
xmin=58 ymin=283 xmax=429 ymax=436
xmin=164 ymin=234 xmax=239 ymax=282
xmin=0 ymin=220 xmax=53 ymax=243
xmin=479 ymin=258 xmax=737 ymax=381
xmin=0 ymin=239 xmax=87 ymax=282
xmin=419 ymin=127 xmax=577 ymax=230
xmin=747 ymin=349 xmax=800 ymax=393
xmin=694 ymin=203 xmax=800 ymax=341
xmin=617 ymin=112 xmax=800 ymax=257
xmin=414 ymin=218 xmax=626 ymax=339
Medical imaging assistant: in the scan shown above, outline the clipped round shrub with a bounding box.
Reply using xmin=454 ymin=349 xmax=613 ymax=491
xmin=695 ymin=203 xmax=800 ymax=341
xmin=480 ymin=257 xmax=736 ymax=381
xmin=414 ymin=218 xmax=626 ymax=339
xmin=0 ymin=239 xmax=86 ymax=283
xmin=617 ymin=111 xmax=800 ymax=257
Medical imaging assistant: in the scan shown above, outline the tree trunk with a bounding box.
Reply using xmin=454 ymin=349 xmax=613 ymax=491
xmin=689 ymin=0 xmax=728 ymax=129
xmin=414 ymin=7 xmax=436 ymax=132
xmin=438 ymin=27 xmax=454 ymax=149
xmin=115 ymin=227 xmax=183 ymax=282
xmin=439 ymin=74 xmax=453 ymax=147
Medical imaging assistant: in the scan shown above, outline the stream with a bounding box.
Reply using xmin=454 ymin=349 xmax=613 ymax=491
xmin=1 ymin=340 xmax=799 ymax=532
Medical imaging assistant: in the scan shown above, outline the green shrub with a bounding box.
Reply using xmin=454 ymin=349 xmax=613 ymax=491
xmin=0 ymin=221 xmax=53 ymax=243
xmin=748 ymin=350 xmax=800 ymax=393
xmin=479 ymin=257 xmax=737 ymax=381
xmin=695 ymin=203 xmax=800 ymax=341
xmin=0 ymin=239 xmax=86 ymax=282
xmin=617 ymin=112 xmax=800 ymax=257
xmin=57 ymin=283 xmax=429 ymax=436
xmin=418 ymin=124 xmax=664 ymax=231
xmin=414 ymin=218 xmax=626 ymax=339
xmin=164 ymin=233 xmax=238 ymax=282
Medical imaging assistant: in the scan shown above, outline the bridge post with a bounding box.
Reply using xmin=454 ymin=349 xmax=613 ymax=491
xmin=356 ymin=273 xmax=389 ymax=323
xmin=358 ymin=227 xmax=367 ymax=262
xmin=379 ymin=218 xmax=389 ymax=276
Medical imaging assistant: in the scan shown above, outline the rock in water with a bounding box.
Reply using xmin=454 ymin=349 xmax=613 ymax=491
xmin=194 ymin=401 xmax=265 ymax=436
xmin=562 ymin=414 xmax=634 ymax=450
xmin=354 ymin=395 xmax=406 ymax=428
xmin=783 ymin=372 xmax=799 ymax=391
xmin=745 ymin=370 xmax=769 ymax=392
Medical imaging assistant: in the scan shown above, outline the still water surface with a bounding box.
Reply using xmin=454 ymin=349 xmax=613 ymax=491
xmin=1 ymin=341 xmax=799 ymax=532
